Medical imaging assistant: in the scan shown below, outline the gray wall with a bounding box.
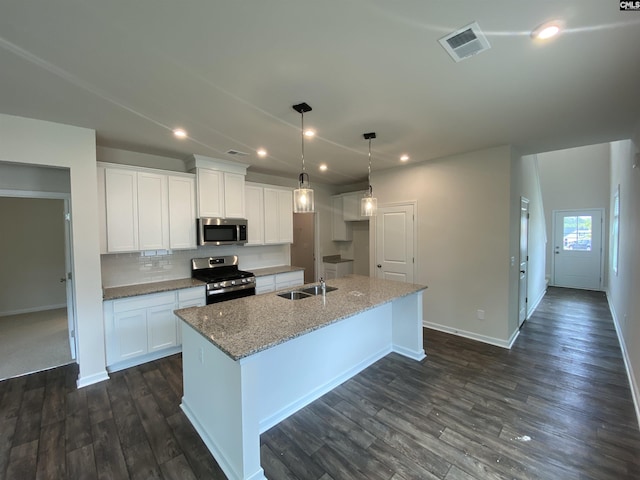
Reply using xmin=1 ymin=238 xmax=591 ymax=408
xmin=0 ymin=198 xmax=66 ymax=315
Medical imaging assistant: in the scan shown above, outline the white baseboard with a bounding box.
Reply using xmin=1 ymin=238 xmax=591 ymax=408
xmin=606 ymin=292 xmax=640 ymax=429
xmin=422 ymin=321 xmax=514 ymax=349
xmin=528 ymin=288 xmax=546 ymax=319
xmin=0 ymin=303 xmax=67 ymax=317
xmin=76 ymin=370 xmax=110 ymax=389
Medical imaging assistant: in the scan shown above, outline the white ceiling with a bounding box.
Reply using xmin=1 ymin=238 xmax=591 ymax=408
xmin=1 ymin=1 xmax=639 ymax=185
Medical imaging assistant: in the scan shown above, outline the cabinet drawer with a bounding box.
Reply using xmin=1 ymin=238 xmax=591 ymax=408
xmin=113 ymin=291 xmax=175 ymax=313
xmin=178 ymin=286 xmax=205 ymax=303
xmin=275 ymin=271 xmax=303 ymax=289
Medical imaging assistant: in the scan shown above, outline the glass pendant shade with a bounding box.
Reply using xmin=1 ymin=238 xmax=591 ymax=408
xmin=361 ymin=195 xmax=377 ymax=217
xmin=294 ymin=187 xmax=315 ymax=213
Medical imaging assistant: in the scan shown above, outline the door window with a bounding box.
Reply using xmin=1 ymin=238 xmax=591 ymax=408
xmin=562 ymin=215 xmax=592 ymax=251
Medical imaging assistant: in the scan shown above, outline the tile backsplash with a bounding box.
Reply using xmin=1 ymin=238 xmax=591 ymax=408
xmin=101 ymin=244 xmax=290 ymax=287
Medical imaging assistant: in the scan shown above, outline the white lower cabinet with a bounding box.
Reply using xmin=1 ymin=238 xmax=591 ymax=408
xmin=255 ymin=270 xmax=304 ymax=294
xmin=323 ymin=261 xmax=353 ymax=279
xmin=104 ymin=286 xmax=204 ymax=371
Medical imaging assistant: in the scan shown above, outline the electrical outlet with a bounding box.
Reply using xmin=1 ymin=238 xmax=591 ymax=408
xmin=477 ymin=309 xmax=485 ymax=320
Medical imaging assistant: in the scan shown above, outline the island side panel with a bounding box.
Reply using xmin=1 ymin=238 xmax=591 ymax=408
xmin=180 ymin=323 xmax=265 ymax=480
xmin=254 ymin=302 xmax=393 ymax=433
xmin=391 ymin=291 xmax=426 ymax=360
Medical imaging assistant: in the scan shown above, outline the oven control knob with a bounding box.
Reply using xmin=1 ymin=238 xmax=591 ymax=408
xmin=231 ymin=280 xmax=236 ymax=285
xmin=213 ymin=283 xmax=219 ymax=288
xmin=242 ymin=278 xmax=247 ymax=283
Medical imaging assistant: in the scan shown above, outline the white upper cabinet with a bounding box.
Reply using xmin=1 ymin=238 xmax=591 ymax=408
xmin=196 ymin=168 xmax=224 ymax=218
xmin=99 ymin=163 xmax=196 ymax=253
xmin=105 ymin=168 xmax=140 ymax=252
xmin=168 ymin=175 xmax=196 ymax=249
xmin=245 ymin=183 xmax=292 ymax=245
xmin=342 ymin=191 xmax=369 ymax=221
xmin=331 ymin=195 xmax=352 ymax=241
xmin=264 ymin=187 xmax=293 ymax=244
xmin=186 ymin=155 xmax=247 ymax=219
xmin=245 ymin=183 xmax=265 ymax=245
xmin=137 ymin=171 xmax=169 ymax=251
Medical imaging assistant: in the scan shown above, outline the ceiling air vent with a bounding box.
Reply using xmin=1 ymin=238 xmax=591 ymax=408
xmin=225 ymin=149 xmax=249 ymax=157
xmin=438 ymin=22 xmax=491 ymax=62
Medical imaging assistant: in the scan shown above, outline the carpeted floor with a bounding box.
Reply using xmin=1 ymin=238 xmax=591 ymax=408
xmin=0 ymin=307 xmax=73 ymax=380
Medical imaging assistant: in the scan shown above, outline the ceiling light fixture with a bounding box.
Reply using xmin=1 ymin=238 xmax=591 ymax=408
xmin=362 ymin=132 xmax=377 ymax=217
xmin=400 ymin=154 xmax=410 ymax=162
xmin=531 ymin=21 xmax=563 ymax=40
xmin=304 ymin=129 xmax=315 ymax=137
xmin=173 ymin=128 xmax=187 ymax=139
xmin=319 ymin=164 xmax=328 ymax=171
xmin=257 ymin=148 xmax=267 ymax=157
xmin=292 ymin=102 xmax=315 ymax=213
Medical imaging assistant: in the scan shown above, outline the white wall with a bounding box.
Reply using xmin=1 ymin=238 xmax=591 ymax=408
xmin=0 ymin=162 xmax=71 ymax=193
xmin=607 ymin=138 xmax=640 ymax=426
xmin=537 ymin=144 xmax=611 ymax=285
xmin=0 ymin=198 xmax=66 ymax=315
xmin=0 ymin=114 xmax=107 ymax=388
xmin=521 ymin=155 xmax=549 ymax=316
xmin=372 ymin=145 xmax=516 ymax=346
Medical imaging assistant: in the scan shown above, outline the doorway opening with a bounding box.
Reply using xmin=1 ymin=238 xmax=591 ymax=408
xmin=551 ymin=208 xmax=604 ymax=290
xmin=0 ymin=194 xmax=76 ymax=380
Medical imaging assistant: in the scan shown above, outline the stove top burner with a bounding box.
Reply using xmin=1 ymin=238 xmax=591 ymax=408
xmin=191 ymin=256 xmax=256 ymax=296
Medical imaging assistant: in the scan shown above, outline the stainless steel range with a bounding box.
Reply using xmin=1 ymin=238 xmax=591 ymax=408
xmin=191 ymin=256 xmax=255 ymax=304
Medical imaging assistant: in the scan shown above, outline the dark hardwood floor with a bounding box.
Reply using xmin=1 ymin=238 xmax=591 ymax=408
xmin=1 ymin=287 xmax=639 ymax=479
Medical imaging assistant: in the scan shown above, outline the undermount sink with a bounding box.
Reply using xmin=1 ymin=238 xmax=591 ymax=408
xmin=277 ymin=285 xmax=338 ymax=300
xmin=277 ymin=291 xmax=312 ymax=300
xmin=300 ymin=285 xmax=338 ymax=296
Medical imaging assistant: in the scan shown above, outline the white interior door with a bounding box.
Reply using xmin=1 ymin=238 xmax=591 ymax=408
xmin=553 ymin=209 xmax=603 ymax=290
xmin=375 ymin=204 xmax=415 ymax=283
xmin=64 ymin=200 xmax=77 ymax=360
xmin=518 ymin=198 xmax=529 ymax=327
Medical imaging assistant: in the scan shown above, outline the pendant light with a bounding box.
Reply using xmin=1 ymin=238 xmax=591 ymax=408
xmin=361 ymin=132 xmax=377 ymax=216
xmin=292 ymin=102 xmax=315 ymax=213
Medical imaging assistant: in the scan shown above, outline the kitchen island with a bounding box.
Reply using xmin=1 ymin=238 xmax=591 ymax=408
xmin=175 ymin=274 xmax=427 ymax=480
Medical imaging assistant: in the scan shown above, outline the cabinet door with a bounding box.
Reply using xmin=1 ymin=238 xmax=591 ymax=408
xmin=263 ymin=188 xmax=280 ymax=244
xmin=331 ymin=196 xmax=352 ymax=241
xmin=113 ymin=308 xmax=148 ymax=361
xmin=197 ymin=168 xmax=224 ymax=217
xmin=168 ymin=175 xmax=196 ymax=249
xmin=245 ymin=184 xmax=264 ymax=245
xmin=342 ymin=192 xmax=366 ymax=221
xmin=105 ymin=168 xmax=139 ymax=252
xmin=255 ymin=275 xmax=275 ymax=294
xmin=277 ymin=189 xmax=293 ymax=243
xmin=138 ymin=171 xmax=169 ymax=250
xmin=323 ymin=264 xmax=338 ymax=280
xmin=97 ymin=166 xmax=107 ymax=254
xmin=224 ymin=172 xmax=246 ymax=218
xmin=148 ymin=303 xmax=178 ymax=352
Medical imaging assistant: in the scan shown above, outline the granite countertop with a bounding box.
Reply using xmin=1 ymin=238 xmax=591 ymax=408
xmin=251 ymin=265 xmax=305 ymax=277
xmin=103 ymin=277 xmax=205 ymax=301
xmin=322 ymin=255 xmax=354 ymax=264
xmin=175 ymin=274 xmax=427 ymax=361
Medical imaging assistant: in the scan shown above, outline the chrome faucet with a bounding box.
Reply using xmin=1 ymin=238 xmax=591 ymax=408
xmin=319 ymin=277 xmax=326 ymax=296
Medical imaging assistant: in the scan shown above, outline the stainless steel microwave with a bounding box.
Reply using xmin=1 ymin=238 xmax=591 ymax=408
xmin=197 ymin=218 xmax=248 ymax=246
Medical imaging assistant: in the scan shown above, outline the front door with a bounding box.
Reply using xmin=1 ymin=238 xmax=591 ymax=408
xmin=519 ymin=198 xmax=529 ymax=327
xmin=552 ymin=209 xmax=603 ymax=290
xmin=375 ymin=204 xmax=415 ymax=283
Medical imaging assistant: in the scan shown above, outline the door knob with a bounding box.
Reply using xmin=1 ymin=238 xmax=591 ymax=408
xmin=60 ymin=277 xmax=66 ymax=283
xmin=520 ymin=270 xmax=525 ymax=274
xmin=377 ymin=264 xmax=382 ymax=268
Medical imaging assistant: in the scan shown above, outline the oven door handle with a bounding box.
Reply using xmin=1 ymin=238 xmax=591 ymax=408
xmin=207 ymin=282 xmax=255 ymax=296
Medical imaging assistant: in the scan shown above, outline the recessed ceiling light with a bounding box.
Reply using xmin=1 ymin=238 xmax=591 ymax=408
xmin=257 ymin=148 xmax=267 ymax=157
xmin=173 ymin=128 xmax=187 ymax=139
xmin=531 ymin=21 xmax=563 ymax=40
xmin=319 ymin=164 xmax=328 ymax=171
xmin=304 ymin=129 xmax=315 ymax=137
xmin=400 ymin=154 xmax=410 ymax=162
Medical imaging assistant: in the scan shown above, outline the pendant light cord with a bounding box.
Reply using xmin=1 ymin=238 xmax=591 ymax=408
xmin=367 ymin=137 xmax=373 ymax=196
xmin=301 ymin=111 xmax=305 ymax=175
